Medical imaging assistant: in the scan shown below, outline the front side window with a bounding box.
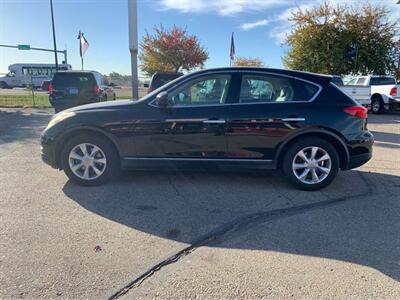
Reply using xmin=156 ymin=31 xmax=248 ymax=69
xmin=169 ymin=75 xmax=231 ymax=106
xmin=239 ymin=74 xmax=318 ymax=103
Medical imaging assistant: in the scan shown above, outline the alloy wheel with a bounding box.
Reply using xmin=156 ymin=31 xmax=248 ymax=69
xmin=68 ymin=143 xmax=107 ymax=180
xmin=292 ymin=146 xmax=332 ymax=185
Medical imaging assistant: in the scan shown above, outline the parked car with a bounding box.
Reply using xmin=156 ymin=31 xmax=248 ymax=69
xmin=41 ymin=80 xmax=52 ymax=91
xmin=345 ymin=75 xmax=399 ymax=113
xmin=337 ymin=83 xmax=371 ymax=106
xmin=49 ymin=71 xmax=116 ymax=113
xmin=330 ymin=75 xmax=344 ymax=86
xmin=147 ymin=72 xmax=183 ymax=93
xmin=41 ymin=67 xmax=373 ymax=191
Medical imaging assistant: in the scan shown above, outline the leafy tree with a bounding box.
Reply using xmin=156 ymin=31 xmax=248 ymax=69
xmin=233 ymin=57 xmax=265 ymax=67
xmin=283 ymin=2 xmax=398 ymax=75
xmin=139 ymin=25 xmax=209 ymax=76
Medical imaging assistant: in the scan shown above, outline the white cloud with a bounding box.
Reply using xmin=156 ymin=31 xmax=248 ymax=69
xmin=161 ymin=0 xmax=289 ymax=16
xmin=241 ymin=19 xmax=269 ymax=30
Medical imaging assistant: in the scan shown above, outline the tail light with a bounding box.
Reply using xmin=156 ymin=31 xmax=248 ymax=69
xmin=389 ymin=86 xmax=397 ymax=97
xmin=94 ymin=85 xmax=100 ymax=96
xmin=48 ymin=82 xmax=53 ymax=96
xmin=343 ymin=106 xmax=368 ymax=119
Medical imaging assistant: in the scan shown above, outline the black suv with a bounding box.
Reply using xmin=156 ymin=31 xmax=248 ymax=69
xmin=147 ymin=72 xmax=183 ymax=93
xmin=50 ymin=71 xmax=115 ymax=113
xmin=41 ymin=67 xmax=373 ymax=190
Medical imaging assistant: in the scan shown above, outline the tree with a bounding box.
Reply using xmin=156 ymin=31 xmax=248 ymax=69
xmin=139 ymin=25 xmax=209 ymax=76
xmin=283 ymin=2 xmax=398 ymax=75
xmin=233 ymin=57 xmax=265 ymax=67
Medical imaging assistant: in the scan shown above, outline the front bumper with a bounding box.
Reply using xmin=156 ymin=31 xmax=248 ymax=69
xmin=40 ymin=134 xmax=59 ymax=169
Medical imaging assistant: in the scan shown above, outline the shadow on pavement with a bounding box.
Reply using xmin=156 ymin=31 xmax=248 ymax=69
xmin=63 ymin=169 xmax=400 ymax=282
xmin=0 ymin=109 xmax=52 ymax=145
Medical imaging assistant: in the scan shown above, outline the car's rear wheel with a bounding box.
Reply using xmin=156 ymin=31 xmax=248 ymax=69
xmin=282 ymin=138 xmax=339 ymax=191
xmin=61 ymin=134 xmax=119 ymax=186
xmin=371 ymin=97 xmax=384 ymax=114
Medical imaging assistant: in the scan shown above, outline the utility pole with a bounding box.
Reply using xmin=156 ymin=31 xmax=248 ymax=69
xmin=50 ymin=0 xmax=59 ymax=70
xmin=128 ymin=0 xmax=139 ymax=100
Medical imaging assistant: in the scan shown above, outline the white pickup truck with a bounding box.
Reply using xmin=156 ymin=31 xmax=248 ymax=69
xmin=340 ymin=75 xmax=400 ymax=114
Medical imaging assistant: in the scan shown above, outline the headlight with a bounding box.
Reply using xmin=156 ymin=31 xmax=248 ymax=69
xmin=46 ymin=112 xmax=76 ymax=129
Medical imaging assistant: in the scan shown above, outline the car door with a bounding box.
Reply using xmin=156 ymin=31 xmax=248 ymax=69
xmin=226 ymin=72 xmax=320 ymax=159
xmin=133 ymin=73 xmax=233 ymax=158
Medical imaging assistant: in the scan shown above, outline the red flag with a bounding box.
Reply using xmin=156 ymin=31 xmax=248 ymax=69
xmin=78 ymin=31 xmax=89 ymax=58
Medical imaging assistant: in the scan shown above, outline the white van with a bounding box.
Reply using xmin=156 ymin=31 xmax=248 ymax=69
xmin=0 ymin=63 xmax=72 ymax=89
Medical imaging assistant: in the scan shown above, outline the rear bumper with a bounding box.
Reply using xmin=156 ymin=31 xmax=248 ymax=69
xmin=345 ymin=131 xmax=373 ymax=170
xmin=347 ymin=152 xmax=372 ymax=169
xmin=386 ymin=98 xmax=400 ymax=110
xmin=50 ymin=97 xmax=101 ymax=111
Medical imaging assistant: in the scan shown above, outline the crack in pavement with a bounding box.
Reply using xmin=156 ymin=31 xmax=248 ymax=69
xmin=108 ymin=171 xmax=373 ymax=300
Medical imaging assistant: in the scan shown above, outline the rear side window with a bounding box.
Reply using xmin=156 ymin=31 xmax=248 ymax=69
xmin=370 ymin=77 xmax=396 ymax=85
xmin=53 ymin=73 xmax=95 ymax=88
xmin=239 ymin=74 xmax=319 ymax=103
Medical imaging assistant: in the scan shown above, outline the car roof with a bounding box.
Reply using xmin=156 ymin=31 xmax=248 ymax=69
xmin=188 ymin=67 xmax=333 ymax=84
xmin=54 ymin=70 xmax=98 ymax=75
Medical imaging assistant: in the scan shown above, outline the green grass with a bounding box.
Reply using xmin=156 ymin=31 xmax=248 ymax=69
xmin=0 ymin=94 xmax=51 ymax=108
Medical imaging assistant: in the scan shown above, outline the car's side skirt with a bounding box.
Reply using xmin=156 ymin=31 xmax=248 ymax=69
xmin=121 ymin=157 xmax=276 ymax=171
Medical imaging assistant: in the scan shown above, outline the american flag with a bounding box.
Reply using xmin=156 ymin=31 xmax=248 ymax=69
xmin=78 ymin=31 xmax=89 ymax=58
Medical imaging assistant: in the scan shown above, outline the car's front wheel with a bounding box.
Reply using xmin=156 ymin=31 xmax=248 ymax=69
xmin=61 ymin=134 xmax=119 ymax=186
xmin=282 ymin=138 xmax=339 ymax=191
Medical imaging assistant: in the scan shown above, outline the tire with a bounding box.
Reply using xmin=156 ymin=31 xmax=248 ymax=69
xmin=282 ymin=138 xmax=339 ymax=191
xmin=0 ymin=81 xmax=8 ymax=89
xmin=61 ymin=134 xmax=120 ymax=186
xmin=371 ymin=97 xmax=384 ymax=114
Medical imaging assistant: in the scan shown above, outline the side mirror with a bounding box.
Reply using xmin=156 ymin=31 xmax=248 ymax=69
xmin=155 ymin=91 xmax=169 ymax=107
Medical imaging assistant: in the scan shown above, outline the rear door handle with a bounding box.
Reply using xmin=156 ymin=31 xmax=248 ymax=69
xmin=281 ymin=117 xmax=305 ymax=122
xmin=203 ymin=119 xmax=226 ymax=124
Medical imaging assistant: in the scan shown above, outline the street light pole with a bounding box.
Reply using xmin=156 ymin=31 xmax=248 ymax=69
xmin=50 ymin=0 xmax=59 ymax=70
xmin=128 ymin=0 xmax=139 ymax=100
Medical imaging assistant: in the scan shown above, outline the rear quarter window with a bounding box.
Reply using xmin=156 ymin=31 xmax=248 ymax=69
xmin=53 ymin=73 xmax=95 ymax=88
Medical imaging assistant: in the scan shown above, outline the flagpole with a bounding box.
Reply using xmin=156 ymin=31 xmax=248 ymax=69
xmin=50 ymin=0 xmax=59 ymax=70
xmin=128 ymin=0 xmax=139 ymax=100
xmin=81 ymin=57 xmax=84 ymax=71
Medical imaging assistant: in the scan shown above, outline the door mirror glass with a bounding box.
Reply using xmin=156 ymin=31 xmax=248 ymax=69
xmin=155 ymin=91 xmax=169 ymax=107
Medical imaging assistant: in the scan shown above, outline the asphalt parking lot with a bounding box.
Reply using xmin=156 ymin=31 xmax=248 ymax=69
xmin=0 ymin=108 xmax=399 ymax=299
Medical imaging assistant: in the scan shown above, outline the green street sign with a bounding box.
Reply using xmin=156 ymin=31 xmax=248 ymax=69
xmin=18 ymin=44 xmax=30 ymax=50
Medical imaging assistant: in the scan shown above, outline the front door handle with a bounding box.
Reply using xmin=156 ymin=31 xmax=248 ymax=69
xmin=203 ymin=119 xmax=226 ymax=124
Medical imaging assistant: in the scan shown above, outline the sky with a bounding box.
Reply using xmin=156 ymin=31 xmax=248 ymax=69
xmin=0 ymin=0 xmax=399 ymax=77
